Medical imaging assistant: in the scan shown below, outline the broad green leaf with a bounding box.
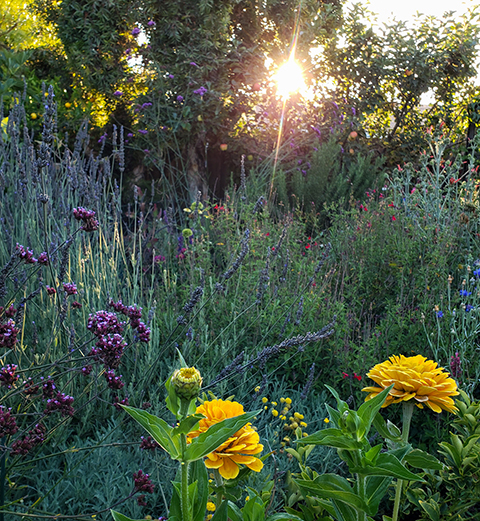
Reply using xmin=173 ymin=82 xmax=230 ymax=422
xmin=419 ymin=499 xmax=440 ymax=521
xmin=372 ymin=413 xmax=402 ymax=443
xmin=325 ymin=385 xmax=349 ymax=413
xmin=173 ymin=413 xmax=204 ymax=436
xmin=227 ymin=502 xmax=243 ymax=521
xmin=211 ymin=499 xmax=229 ymax=521
xmin=295 ymin=474 xmax=369 ymax=513
xmin=351 ymin=453 xmax=423 ymax=481
xmin=357 ymin=385 xmax=393 ymax=435
xmin=364 ymin=444 xmax=382 ymax=464
xmin=191 ymin=459 xmax=209 ymax=521
xmin=365 ymin=476 xmax=392 ymax=515
xmin=404 ymin=449 xmax=444 ymax=470
xmin=326 ymin=404 xmax=341 ymax=425
xmin=121 ymin=406 xmax=181 ymax=459
xmin=332 ymin=498 xmax=362 ymax=521
xmin=184 ymin=410 xmax=261 ymax=462
xmin=266 ymin=513 xmax=304 ymax=521
xmin=110 ymin=511 xmax=144 ymax=521
xmin=242 ymin=494 xmax=265 ymax=521
xmin=296 ymin=428 xmax=364 ymax=450
xmin=170 ymin=481 xmax=182 ymax=521
xmin=165 ymin=374 xmax=181 ymax=417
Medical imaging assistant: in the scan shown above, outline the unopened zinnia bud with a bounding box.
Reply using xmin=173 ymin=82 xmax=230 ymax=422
xmin=172 ymin=367 xmax=202 ymax=400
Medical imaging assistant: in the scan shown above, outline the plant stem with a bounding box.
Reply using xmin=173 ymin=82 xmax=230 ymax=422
xmin=213 ymin=469 xmax=225 ymax=511
xmin=180 ymin=434 xmax=191 ymax=521
xmin=0 ymin=437 xmax=5 ymax=521
xmin=356 ymin=473 xmax=367 ymax=521
xmin=392 ymin=402 xmax=415 ymax=521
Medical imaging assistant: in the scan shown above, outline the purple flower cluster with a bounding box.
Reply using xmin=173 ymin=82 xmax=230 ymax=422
xmin=38 ymin=252 xmax=49 ymax=265
xmin=91 ymin=333 xmax=127 ymax=370
xmin=113 ymin=396 xmax=129 ymax=410
xmin=88 ymin=311 xmax=125 ymax=337
xmin=63 ymin=282 xmax=78 ymax=296
xmin=73 ymin=207 xmax=99 ymax=232
xmin=15 ymin=243 xmax=37 ymax=264
xmin=104 ymin=369 xmax=125 ymax=390
xmin=131 ymin=27 xmax=140 ymax=36
xmin=133 ymin=469 xmax=155 ymax=494
xmin=3 ymin=305 xmax=16 ymax=318
xmin=0 ymin=364 xmax=19 ymax=388
xmin=140 ymin=435 xmax=160 ymax=451
xmin=23 ymin=378 xmax=40 ymax=396
xmin=11 ymin=424 xmax=46 ymax=456
xmin=0 ymin=319 xmax=19 ymax=349
xmin=42 ymin=378 xmax=57 ymax=399
xmin=82 ymin=365 xmax=93 ymax=376
xmin=46 ymin=286 xmax=56 ymax=296
xmin=0 ymin=407 xmax=18 ymax=437
xmin=193 ymin=86 xmax=207 ymax=96
xmin=109 ymin=300 xmax=151 ymax=343
xmin=44 ymin=392 xmax=75 ymax=417
xmin=450 ymin=351 xmax=462 ymax=379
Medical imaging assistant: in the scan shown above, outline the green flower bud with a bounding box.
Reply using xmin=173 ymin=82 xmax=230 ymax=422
xmin=182 ymin=228 xmax=193 ymax=239
xmin=171 ymin=367 xmax=202 ymax=400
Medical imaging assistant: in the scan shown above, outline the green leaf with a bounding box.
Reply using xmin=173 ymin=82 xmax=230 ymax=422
xmin=165 ymin=374 xmax=180 ymax=418
xmin=211 ymin=499 xmax=229 ymax=521
xmin=295 ymin=474 xmax=369 ymax=514
xmin=184 ymin=410 xmax=261 ymax=462
xmin=419 ymin=499 xmax=441 ymax=521
xmin=227 ymin=502 xmax=244 ymax=521
xmin=351 ymin=453 xmax=423 ymax=481
xmin=242 ymin=494 xmax=265 ymax=521
xmin=404 ymin=449 xmax=444 ymax=470
xmin=357 ymin=385 xmax=393 ymax=435
xmin=297 ymin=428 xmax=364 ymax=450
xmin=173 ymin=413 xmax=204 ymax=436
xmin=191 ymin=459 xmax=209 ymax=521
xmin=121 ymin=406 xmax=181 ymax=459
xmin=372 ymin=413 xmax=402 ymax=443
xmin=364 ymin=476 xmax=392 ymax=515
xmin=325 ymin=385 xmax=349 ymax=413
xmin=110 ymin=511 xmax=144 ymax=521
xmin=325 ymin=404 xmax=341 ymax=426
xmin=266 ymin=513 xmax=304 ymax=521
xmin=176 ymin=348 xmax=188 ymax=367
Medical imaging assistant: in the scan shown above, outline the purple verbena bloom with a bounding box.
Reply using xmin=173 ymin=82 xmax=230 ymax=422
xmin=114 ymin=90 xmax=123 ymax=96
xmin=132 ymin=27 xmax=141 ymax=36
xmin=176 ymin=95 xmax=184 ymax=102
xmin=193 ymin=86 xmax=207 ymax=96
xmin=168 ymin=74 xmax=174 ymax=79
xmin=138 ymin=129 xmax=148 ymax=134
xmin=189 ymin=61 xmax=198 ymax=67
xmin=147 ymin=20 xmax=156 ymax=26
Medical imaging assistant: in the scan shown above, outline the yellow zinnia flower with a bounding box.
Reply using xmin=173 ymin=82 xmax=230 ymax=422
xmin=187 ymin=399 xmax=263 ymax=480
xmin=362 ymin=354 xmax=459 ymax=413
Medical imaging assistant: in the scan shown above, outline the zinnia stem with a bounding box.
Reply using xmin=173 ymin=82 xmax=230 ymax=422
xmin=213 ymin=469 xmax=225 ymax=511
xmin=180 ymin=434 xmax=191 ymax=521
xmin=392 ymin=402 xmax=415 ymax=521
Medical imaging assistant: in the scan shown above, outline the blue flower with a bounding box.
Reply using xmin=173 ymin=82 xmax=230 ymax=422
xmin=459 ymin=289 xmax=472 ymax=297
xmin=466 ymin=304 xmax=474 ymax=312
xmin=437 ymin=311 xmax=444 ymax=318
xmin=474 ymin=269 xmax=480 ymax=277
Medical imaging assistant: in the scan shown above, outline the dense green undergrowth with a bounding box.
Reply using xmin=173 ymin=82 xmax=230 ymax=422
xmin=1 ymin=91 xmax=480 ymax=520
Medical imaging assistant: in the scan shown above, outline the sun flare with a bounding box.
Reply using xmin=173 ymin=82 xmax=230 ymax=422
xmin=275 ymin=57 xmax=306 ymax=99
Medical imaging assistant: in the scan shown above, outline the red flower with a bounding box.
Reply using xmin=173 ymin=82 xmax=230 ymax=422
xmin=342 ymin=372 xmax=349 ymax=379
xmin=392 ymin=216 xmax=396 ymax=222
xmin=305 ymin=244 xmax=311 ymax=249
